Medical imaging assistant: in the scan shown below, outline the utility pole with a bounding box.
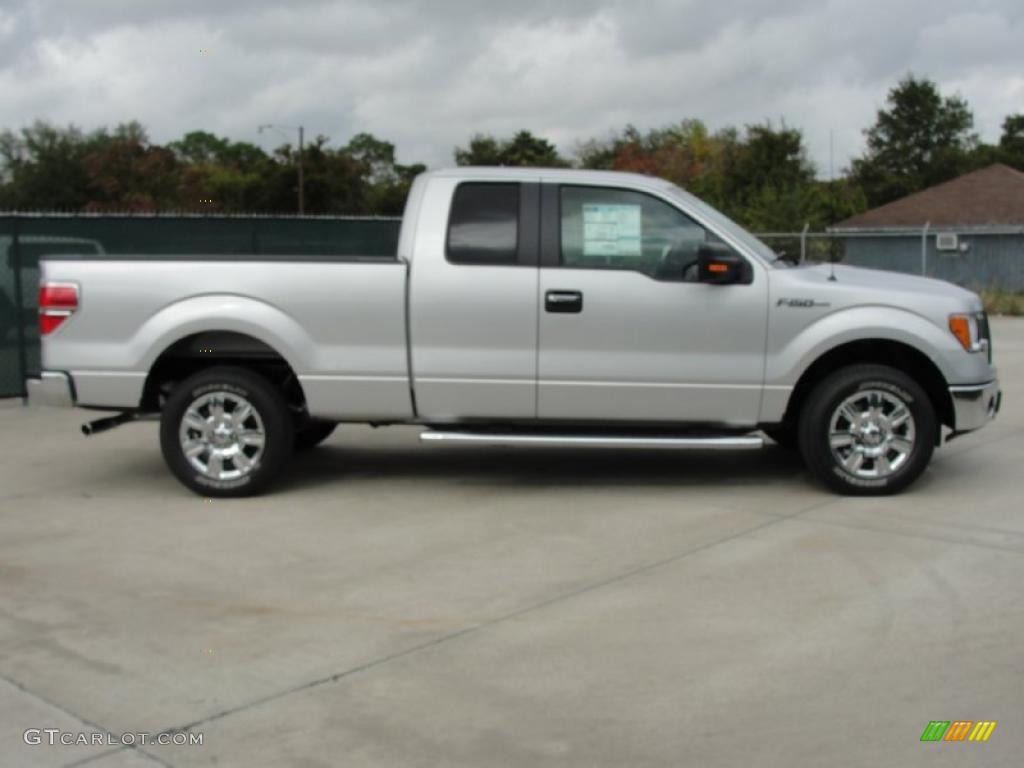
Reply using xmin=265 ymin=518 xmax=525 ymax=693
xmin=297 ymin=125 xmax=304 ymax=216
xmin=259 ymin=123 xmax=306 ymax=215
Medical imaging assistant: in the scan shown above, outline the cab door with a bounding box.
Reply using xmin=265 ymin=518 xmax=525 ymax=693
xmin=410 ymin=178 xmax=541 ymax=421
xmin=536 ymin=183 xmax=768 ymax=426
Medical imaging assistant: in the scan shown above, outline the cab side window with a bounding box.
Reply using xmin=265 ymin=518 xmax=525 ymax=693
xmin=447 ymin=183 xmax=520 ymax=265
xmin=559 ymin=186 xmax=726 ymax=281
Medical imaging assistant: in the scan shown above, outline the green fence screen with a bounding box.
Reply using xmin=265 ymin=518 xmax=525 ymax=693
xmin=0 ymin=213 xmax=402 ymax=398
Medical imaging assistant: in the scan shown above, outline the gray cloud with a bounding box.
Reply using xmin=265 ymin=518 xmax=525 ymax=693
xmin=1 ymin=0 xmax=1022 ymax=176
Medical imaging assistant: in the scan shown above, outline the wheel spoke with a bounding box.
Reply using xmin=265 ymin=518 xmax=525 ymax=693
xmin=207 ymin=454 xmax=223 ymax=478
xmin=233 ymin=450 xmax=253 ymax=473
xmin=182 ymin=439 xmax=206 ymax=459
xmin=875 ymin=454 xmax=892 ymax=476
xmin=239 ymin=431 xmax=264 ymax=448
xmin=231 ymin=403 xmax=253 ymax=427
xmin=830 ymin=432 xmax=856 ymax=449
xmin=842 ymin=450 xmax=864 ymax=472
xmin=889 ymin=406 xmax=910 ymax=429
xmin=840 ymin=403 xmax=861 ymax=427
xmin=890 ymin=436 xmax=913 ymax=454
xmin=183 ymin=409 xmax=208 ymax=433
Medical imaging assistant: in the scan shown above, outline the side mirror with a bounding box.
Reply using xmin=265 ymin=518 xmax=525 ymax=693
xmin=698 ymin=243 xmax=746 ymax=285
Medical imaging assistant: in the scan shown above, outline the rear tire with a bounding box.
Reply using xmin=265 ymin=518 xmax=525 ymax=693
xmin=160 ymin=366 xmax=294 ymax=497
xmin=798 ymin=364 xmax=936 ymax=495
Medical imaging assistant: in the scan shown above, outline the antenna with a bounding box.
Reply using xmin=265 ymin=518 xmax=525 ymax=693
xmin=828 ymin=128 xmax=837 ymax=281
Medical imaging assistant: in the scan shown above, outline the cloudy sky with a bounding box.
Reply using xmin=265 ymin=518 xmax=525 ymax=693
xmin=1 ymin=0 xmax=1022 ymax=176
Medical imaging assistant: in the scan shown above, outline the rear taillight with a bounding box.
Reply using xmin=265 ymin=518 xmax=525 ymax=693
xmin=39 ymin=282 xmax=79 ymax=335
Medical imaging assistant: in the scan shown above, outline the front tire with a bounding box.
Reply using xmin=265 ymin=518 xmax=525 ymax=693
xmin=160 ymin=366 xmax=294 ymax=497
xmin=798 ymin=364 xmax=937 ymax=495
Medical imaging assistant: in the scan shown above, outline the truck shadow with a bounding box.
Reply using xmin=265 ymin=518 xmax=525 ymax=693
xmin=275 ymin=442 xmax=809 ymax=493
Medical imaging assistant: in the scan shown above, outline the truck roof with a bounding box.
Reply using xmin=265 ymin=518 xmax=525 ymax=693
xmin=421 ymin=166 xmax=676 ymax=192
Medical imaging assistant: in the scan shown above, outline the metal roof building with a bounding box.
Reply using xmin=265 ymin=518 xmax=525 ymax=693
xmin=833 ymin=164 xmax=1024 ymax=292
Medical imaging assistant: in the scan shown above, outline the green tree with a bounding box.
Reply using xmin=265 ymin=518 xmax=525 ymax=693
xmin=178 ymin=162 xmax=266 ymax=212
xmin=300 ymin=135 xmax=368 ymax=214
xmin=80 ymin=122 xmax=181 ymax=211
xmin=581 ymin=121 xmax=721 ymax=191
xmin=168 ymin=130 xmax=275 ymax=211
xmin=0 ymin=120 xmax=186 ymax=211
xmin=850 ymin=75 xmax=977 ymax=206
xmin=0 ymin=120 xmax=432 ymax=214
xmin=717 ymin=122 xmax=834 ymax=230
xmin=574 ymin=136 xmax=618 ymax=170
xmin=816 ymin=179 xmax=868 ymax=226
xmin=0 ymin=121 xmax=93 ymax=210
xmin=999 ymin=114 xmax=1024 ymax=170
xmin=343 ymin=133 xmax=426 ymax=214
xmin=500 ymin=130 xmax=568 ymax=167
xmin=345 ymin=133 xmax=401 ymax=184
xmin=455 ymin=130 xmax=568 ymax=167
xmin=454 ymin=135 xmax=503 ymax=166
xmin=575 ymin=119 xmax=854 ymax=230
xmin=167 ymin=131 xmax=231 ymax=165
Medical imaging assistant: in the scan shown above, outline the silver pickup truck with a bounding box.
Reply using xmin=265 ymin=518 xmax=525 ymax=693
xmin=27 ymin=168 xmax=1001 ymax=496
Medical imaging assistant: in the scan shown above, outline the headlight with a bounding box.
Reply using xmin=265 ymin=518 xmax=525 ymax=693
xmin=948 ymin=313 xmax=988 ymax=354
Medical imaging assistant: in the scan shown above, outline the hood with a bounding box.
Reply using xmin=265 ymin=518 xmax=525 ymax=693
xmin=783 ymin=263 xmax=982 ymax=309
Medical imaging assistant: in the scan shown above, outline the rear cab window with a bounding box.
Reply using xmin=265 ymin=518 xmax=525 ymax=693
xmin=446 ymin=183 xmax=520 ymax=265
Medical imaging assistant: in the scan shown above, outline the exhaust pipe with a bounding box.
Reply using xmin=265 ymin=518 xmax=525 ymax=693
xmin=81 ymin=412 xmax=141 ymax=436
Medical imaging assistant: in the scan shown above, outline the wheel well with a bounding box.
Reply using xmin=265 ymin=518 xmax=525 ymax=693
xmin=140 ymin=331 xmax=306 ymax=413
xmin=782 ymin=339 xmax=954 ymax=430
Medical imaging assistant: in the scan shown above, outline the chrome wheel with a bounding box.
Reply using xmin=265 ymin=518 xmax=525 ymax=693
xmin=829 ymin=389 xmax=916 ymax=479
xmin=178 ymin=391 xmax=266 ymax=482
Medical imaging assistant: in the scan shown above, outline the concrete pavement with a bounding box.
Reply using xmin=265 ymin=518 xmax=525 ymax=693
xmin=1 ymin=318 xmax=1022 ymax=767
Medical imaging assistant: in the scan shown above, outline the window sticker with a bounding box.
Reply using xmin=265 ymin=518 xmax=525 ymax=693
xmin=582 ymin=204 xmax=642 ymax=257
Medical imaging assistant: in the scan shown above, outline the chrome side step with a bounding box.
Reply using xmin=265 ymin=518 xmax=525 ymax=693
xmin=419 ymin=431 xmax=764 ymax=450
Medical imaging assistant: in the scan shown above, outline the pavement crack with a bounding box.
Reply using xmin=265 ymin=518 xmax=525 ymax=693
xmin=0 ymin=674 xmax=173 ymax=768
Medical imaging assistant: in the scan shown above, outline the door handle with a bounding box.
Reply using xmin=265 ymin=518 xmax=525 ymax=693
xmin=545 ymin=290 xmax=583 ymax=313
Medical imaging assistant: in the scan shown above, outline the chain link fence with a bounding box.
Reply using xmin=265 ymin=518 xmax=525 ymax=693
xmin=759 ymin=227 xmax=1024 ymax=290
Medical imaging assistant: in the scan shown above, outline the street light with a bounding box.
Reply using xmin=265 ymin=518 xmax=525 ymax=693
xmin=258 ymin=123 xmax=305 ymax=215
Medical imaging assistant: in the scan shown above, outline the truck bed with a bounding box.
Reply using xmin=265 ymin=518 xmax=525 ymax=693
xmin=39 ymin=256 xmax=413 ymax=420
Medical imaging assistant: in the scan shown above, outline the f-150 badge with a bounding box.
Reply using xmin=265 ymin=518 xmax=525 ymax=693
xmin=777 ymin=298 xmax=831 ymax=308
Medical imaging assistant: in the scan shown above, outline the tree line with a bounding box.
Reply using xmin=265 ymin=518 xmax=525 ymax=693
xmin=1 ymin=75 xmax=1022 ymax=230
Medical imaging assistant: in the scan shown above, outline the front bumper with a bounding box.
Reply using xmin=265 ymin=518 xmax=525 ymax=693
xmin=26 ymin=371 xmax=75 ymax=408
xmin=949 ymin=379 xmax=1001 ymax=433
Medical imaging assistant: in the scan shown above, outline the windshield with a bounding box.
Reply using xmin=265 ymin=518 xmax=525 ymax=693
xmin=663 ymin=183 xmax=782 ymax=265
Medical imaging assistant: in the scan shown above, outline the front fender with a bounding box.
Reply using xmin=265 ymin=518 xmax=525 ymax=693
xmin=767 ymin=305 xmax=963 ymax=388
